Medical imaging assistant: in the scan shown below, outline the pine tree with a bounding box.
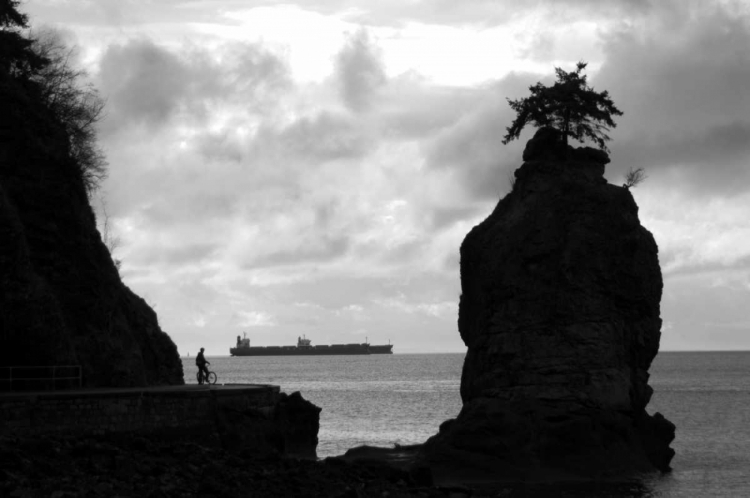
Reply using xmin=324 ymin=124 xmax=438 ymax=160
xmin=502 ymin=62 xmax=623 ymax=153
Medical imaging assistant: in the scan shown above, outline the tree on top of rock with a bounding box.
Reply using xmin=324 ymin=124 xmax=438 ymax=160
xmin=501 ymin=61 xmax=623 ymax=153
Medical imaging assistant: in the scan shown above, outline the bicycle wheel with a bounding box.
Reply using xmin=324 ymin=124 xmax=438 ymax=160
xmin=207 ymin=371 xmax=217 ymax=385
xmin=196 ymin=370 xmax=203 ymax=384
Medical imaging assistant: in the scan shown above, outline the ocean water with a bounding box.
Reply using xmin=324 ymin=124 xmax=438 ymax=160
xmin=181 ymin=351 xmax=750 ymax=497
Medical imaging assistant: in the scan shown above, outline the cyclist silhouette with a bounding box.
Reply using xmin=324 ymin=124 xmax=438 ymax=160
xmin=196 ymin=347 xmax=210 ymax=384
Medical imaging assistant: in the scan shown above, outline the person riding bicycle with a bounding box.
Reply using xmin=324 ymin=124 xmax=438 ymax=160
xmin=196 ymin=347 xmax=210 ymax=384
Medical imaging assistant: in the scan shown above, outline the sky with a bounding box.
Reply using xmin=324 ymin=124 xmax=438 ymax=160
xmin=21 ymin=0 xmax=750 ymax=355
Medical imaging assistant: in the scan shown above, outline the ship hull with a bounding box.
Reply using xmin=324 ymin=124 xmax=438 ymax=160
xmin=368 ymin=345 xmax=393 ymax=354
xmin=230 ymin=344 xmax=393 ymax=356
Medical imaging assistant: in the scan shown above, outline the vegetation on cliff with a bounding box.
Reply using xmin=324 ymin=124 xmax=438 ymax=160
xmin=1 ymin=0 xmax=106 ymax=196
xmin=502 ymin=61 xmax=623 ymax=152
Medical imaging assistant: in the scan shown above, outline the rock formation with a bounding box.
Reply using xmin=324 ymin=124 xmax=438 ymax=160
xmin=1 ymin=66 xmax=183 ymax=388
xmin=215 ymin=391 xmax=323 ymax=459
xmin=423 ymin=128 xmax=675 ymax=481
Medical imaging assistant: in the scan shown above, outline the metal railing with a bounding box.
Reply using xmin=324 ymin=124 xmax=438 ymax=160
xmin=0 ymin=365 xmax=82 ymax=392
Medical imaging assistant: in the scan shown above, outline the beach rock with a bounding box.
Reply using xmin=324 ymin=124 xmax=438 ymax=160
xmin=213 ymin=390 xmax=322 ymax=459
xmin=0 ymin=433 xmax=466 ymax=498
xmin=0 ymin=71 xmax=182 ymax=387
xmin=275 ymin=391 xmax=324 ymax=458
xmin=422 ymin=134 xmax=674 ymax=480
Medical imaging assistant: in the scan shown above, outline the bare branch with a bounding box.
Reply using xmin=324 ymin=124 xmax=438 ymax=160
xmin=30 ymin=28 xmax=108 ymax=196
xmin=623 ymin=167 xmax=647 ymax=189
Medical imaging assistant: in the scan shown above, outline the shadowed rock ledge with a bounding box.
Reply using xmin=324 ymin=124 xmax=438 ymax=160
xmin=421 ymin=128 xmax=675 ymax=482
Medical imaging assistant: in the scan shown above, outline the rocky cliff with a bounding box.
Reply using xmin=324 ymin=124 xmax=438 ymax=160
xmin=1 ymin=70 xmax=183 ymax=387
xmin=423 ymin=129 xmax=675 ymax=480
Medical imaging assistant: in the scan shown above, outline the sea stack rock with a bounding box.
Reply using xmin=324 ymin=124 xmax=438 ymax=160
xmin=423 ymin=128 xmax=675 ymax=481
xmin=1 ymin=72 xmax=183 ymax=388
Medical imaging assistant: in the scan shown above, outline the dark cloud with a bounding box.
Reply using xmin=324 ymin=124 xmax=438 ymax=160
xmin=98 ymin=38 xmax=289 ymax=129
xmin=611 ymin=122 xmax=750 ymax=195
xmin=423 ymin=76 xmax=533 ymax=200
xmin=595 ymin=1 xmax=750 ymax=194
xmin=409 ymin=0 xmax=750 ymax=198
xmin=100 ymin=40 xmax=189 ymax=127
xmin=335 ymin=29 xmax=386 ymax=113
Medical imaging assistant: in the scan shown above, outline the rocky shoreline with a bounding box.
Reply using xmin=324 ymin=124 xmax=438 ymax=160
xmin=1 ymin=434 xmax=663 ymax=498
xmin=0 ymin=434 xmax=429 ymax=498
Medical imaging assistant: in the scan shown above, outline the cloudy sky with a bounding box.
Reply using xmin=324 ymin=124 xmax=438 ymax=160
xmin=23 ymin=0 xmax=750 ymax=354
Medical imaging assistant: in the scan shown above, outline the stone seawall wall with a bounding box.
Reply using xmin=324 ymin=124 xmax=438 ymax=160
xmin=0 ymin=385 xmax=279 ymax=445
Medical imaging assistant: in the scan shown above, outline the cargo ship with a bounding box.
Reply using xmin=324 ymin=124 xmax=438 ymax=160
xmin=230 ymin=334 xmax=393 ymax=356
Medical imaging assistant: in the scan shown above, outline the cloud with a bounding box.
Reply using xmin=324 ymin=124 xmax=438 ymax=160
xmin=248 ymin=235 xmax=351 ymax=269
xmin=25 ymin=0 xmax=245 ymax=27
xmin=99 ymin=40 xmax=189 ymax=127
xmin=661 ymin=267 xmax=750 ymax=350
xmin=231 ymin=0 xmax=654 ymax=28
xmin=132 ymin=242 xmax=219 ymax=267
xmin=236 ymin=310 xmax=277 ymax=327
xmin=613 ymin=122 xmax=750 ymax=195
xmin=637 ymin=188 xmax=750 ymax=276
xmin=98 ymin=38 xmax=289 ymax=130
xmin=251 ymin=111 xmax=372 ymax=163
xmin=33 ymin=0 xmax=750 ymax=355
xmin=595 ymin=1 xmax=750 ymax=194
xmin=335 ymin=29 xmax=386 ymax=112
xmin=374 ymin=295 xmax=457 ymax=318
xmin=423 ymin=76 xmax=534 ymax=200
xmin=428 ymin=206 xmax=485 ymax=231
xmin=377 ymin=75 xmax=485 ymax=140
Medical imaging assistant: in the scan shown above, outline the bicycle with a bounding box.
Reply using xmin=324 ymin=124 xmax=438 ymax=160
xmin=197 ymin=368 xmax=217 ymax=385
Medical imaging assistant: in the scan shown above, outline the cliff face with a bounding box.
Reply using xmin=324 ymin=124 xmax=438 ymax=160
xmin=423 ymin=129 xmax=675 ymax=479
xmin=0 ymin=76 xmax=183 ymax=387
